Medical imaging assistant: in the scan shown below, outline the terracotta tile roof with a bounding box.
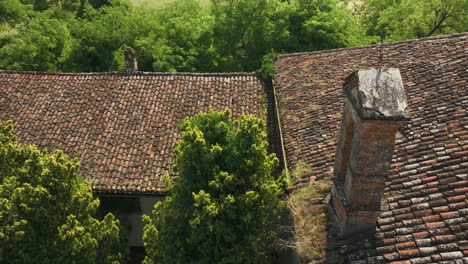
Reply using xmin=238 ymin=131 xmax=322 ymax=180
xmin=0 ymin=71 xmax=267 ymax=195
xmin=274 ymin=33 xmax=468 ymax=262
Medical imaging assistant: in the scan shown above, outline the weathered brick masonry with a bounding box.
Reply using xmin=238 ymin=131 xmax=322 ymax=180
xmin=329 ymin=68 xmax=409 ymax=238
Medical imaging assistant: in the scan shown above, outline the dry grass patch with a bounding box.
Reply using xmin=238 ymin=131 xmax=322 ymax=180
xmin=286 ymin=179 xmax=331 ymax=263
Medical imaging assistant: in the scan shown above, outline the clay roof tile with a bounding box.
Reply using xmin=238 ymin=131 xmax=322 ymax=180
xmin=0 ymin=72 xmax=267 ymax=195
xmin=274 ymin=33 xmax=468 ymax=262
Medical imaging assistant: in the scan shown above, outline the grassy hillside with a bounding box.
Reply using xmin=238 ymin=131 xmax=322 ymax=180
xmin=130 ymin=0 xmax=209 ymax=8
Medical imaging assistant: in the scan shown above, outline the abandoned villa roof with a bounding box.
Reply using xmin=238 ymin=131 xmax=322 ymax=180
xmin=274 ymin=33 xmax=467 ymax=262
xmin=0 ymin=72 xmax=267 ymax=194
xmin=0 ymin=32 xmax=467 ymax=262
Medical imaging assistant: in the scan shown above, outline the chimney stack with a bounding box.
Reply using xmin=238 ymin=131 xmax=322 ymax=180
xmin=124 ymin=47 xmax=138 ymax=72
xmin=328 ymin=68 xmax=408 ymax=237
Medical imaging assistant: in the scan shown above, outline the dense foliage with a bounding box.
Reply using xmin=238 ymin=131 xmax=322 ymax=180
xmin=358 ymin=0 xmax=467 ymax=41
xmin=0 ymin=0 xmax=363 ymax=74
xmin=0 ymin=0 xmax=466 ymax=74
xmin=0 ymin=120 xmax=125 ymax=264
xmin=143 ymin=110 xmax=283 ymax=264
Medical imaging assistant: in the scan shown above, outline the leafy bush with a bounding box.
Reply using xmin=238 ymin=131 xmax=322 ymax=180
xmin=256 ymin=51 xmax=278 ymax=79
xmin=143 ymin=109 xmax=283 ymax=264
xmin=0 ymin=120 xmax=125 ymax=264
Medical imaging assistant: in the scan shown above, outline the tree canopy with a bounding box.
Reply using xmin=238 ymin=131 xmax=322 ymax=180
xmin=359 ymin=0 xmax=468 ymax=41
xmin=0 ymin=120 xmax=125 ymax=264
xmin=0 ymin=0 xmax=466 ymax=74
xmin=143 ymin=110 xmax=283 ymax=264
xmin=0 ymin=0 xmax=406 ymax=75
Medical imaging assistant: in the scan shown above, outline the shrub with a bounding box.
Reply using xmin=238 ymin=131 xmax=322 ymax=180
xmin=143 ymin=109 xmax=283 ymax=264
xmin=0 ymin=120 xmax=125 ymax=264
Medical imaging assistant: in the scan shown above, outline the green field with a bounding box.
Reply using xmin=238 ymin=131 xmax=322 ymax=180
xmin=130 ymin=0 xmax=210 ymax=8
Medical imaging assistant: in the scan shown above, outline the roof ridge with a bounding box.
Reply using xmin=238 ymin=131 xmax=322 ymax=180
xmin=0 ymin=70 xmax=258 ymax=77
xmin=277 ymin=32 xmax=468 ymax=59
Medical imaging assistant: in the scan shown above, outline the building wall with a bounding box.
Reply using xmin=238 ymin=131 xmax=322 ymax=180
xmin=99 ymin=196 xmax=163 ymax=247
xmin=128 ymin=197 xmax=162 ymax=246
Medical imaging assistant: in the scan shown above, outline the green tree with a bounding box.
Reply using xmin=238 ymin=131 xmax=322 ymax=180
xmin=209 ymin=0 xmax=370 ymax=72
xmin=360 ymin=0 xmax=468 ymax=41
xmin=0 ymin=0 xmax=30 ymax=26
xmin=0 ymin=120 xmax=125 ymax=264
xmin=210 ymin=0 xmax=288 ymax=72
xmin=286 ymin=0 xmax=372 ymax=51
xmin=143 ymin=110 xmax=283 ymax=264
xmin=63 ymin=1 xmax=139 ymax=72
xmin=0 ymin=13 xmax=72 ymax=71
xmin=135 ymin=0 xmax=216 ymax=72
xmin=0 ymin=0 xmax=377 ymax=73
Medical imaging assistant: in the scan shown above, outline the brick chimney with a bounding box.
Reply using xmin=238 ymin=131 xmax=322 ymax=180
xmin=124 ymin=47 xmax=138 ymax=72
xmin=328 ymin=68 xmax=409 ymax=238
